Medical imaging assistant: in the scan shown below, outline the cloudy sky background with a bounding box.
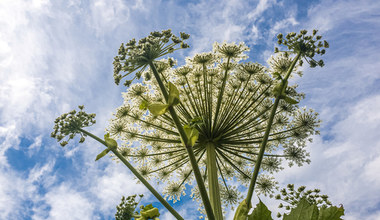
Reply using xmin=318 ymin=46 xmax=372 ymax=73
xmin=1 ymin=0 xmax=380 ymax=219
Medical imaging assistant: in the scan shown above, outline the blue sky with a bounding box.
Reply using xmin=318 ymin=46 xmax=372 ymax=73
xmin=1 ymin=0 xmax=380 ymax=219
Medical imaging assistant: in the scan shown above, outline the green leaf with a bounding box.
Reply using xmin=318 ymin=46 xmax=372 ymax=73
xmin=141 ymin=207 xmax=160 ymax=218
xmin=140 ymin=204 xmax=160 ymax=218
xmin=190 ymin=117 xmax=203 ymax=126
xmin=95 ymin=148 xmax=110 ymax=161
xmin=273 ymin=72 xmax=283 ymax=80
xmin=148 ymin=103 xmax=169 ymax=116
xmin=104 ymin=133 xmax=118 ymax=150
xmin=318 ymin=205 xmax=344 ymax=220
xmin=188 ymin=128 xmax=199 ymax=146
xmin=233 ymin=199 xmax=251 ymax=220
xmin=272 ymin=82 xmax=283 ymax=96
xmin=273 ymin=80 xmax=287 ymax=97
xmin=183 ymin=125 xmax=199 ymax=147
xmin=168 ymin=82 xmax=180 ymax=106
xmin=283 ymin=198 xmax=319 ymax=220
xmin=248 ymin=199 xmax=273 ymax=220
xmin=96 ymin=133 xmax=117 ymax=160
xmin=282 ymin=95 xmax=299 ymax=104
xmin=139 ymin=100 xmax=148 ymax=110
xmin=142 ymin=204 xmax=154 ymax=212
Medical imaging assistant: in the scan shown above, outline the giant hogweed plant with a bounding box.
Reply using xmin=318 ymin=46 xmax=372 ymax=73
xmin=52 ymin=29 xmax=343 ymax=219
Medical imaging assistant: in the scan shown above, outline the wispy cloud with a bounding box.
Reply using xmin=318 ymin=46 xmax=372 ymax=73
xmin=1 ymin=0 xmax=379 ymax=219
xmin=274 ymin=94 xmax=380 ymax=219
xmin=265 ymin=0 xmax=380 ymax=218
xmin=248 ymin=0 xmax=277 ymax=20
xmin=86 ymin=0 xmax=130 ymax=36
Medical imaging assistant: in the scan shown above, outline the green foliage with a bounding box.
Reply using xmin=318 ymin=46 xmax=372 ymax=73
xmin=104 ymin=133 xmax=118 ymax=149
xmin=115 ymin=195 xmax=161 ymax=220
xmin=182 ymin=124 xmax=199 ymax=147
xmin=318 ymin=206 xmax=345 ymax=220
xmin=147 ymin=82 xmax=181 ymax=116
xmin=95 ymin=133 xmax=118 ymax=161
xmin=248 ymin=199 xmax=273 ymax=220
xmin=167 ymin=82 xmax=180 ymax=106
xmin=115 ymin=194 xmax=143 ymax=220
xmin=139 ymin=204 xmax=160 ymax=220
xmin=283 ymin=198 xmax=319 ymax=220
xmin=147 ymin=103 xmax=169 ymax=116
xmin=283 ymin=198 xmax=344 ymax=220
xmin=235 ymin=198 xmax=344 ymax=220
xmin=275 ymin=184 xmax=333 ymax=218
xmin=272 ymin=71 xmax=299 ymax=104
xmin=233 ymin=199 xmax=252 ymax=220
xmin=95 ymin=148 xmax=111 ymax=161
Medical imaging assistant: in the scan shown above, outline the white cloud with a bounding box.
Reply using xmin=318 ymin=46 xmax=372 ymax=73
xmin=185 ymin=0 xmax=261 ymax=53
xmin=251 ymin=25 xmax=260 ymax=44
xmin=87 ymin=0 xmax=130 ymax=36
xmin=307 ymin=0 xmax=380 ymax=32
xmin=364 ymin=156 xmax=380 ymax=187
xmin=28 ymin=161 xmax=56 ymax=186
xmin=0 ymin=0 xmax=57 ymax=160
xmin=248 ymin=0 xmax=276 ymax=20
xmin=43 ymin=184 xmax=94 ymax=220
xmin=28 ymin=135 xmax=43 ymax=152
xmin=90 ymin=164 xmax=148 ymax=215
xmin=1 ymin=0 xmax=380 ymax=219
xmin=0 ymin=170 xmax=23 ymax=219
xmin=272 ymin=94 xmax=380 ymax=219
xmin=0 ymin=160 xmax=55 ymax=219
xmin=270 ymin=17 xmax=299 ymax=37
xmin=0 ymin=0 xmax=122 ymax=218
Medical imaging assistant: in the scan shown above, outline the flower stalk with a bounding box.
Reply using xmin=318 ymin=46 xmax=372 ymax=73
xmin=212 ymin=57 xmax=231 ymax=133
xmin=245 ymin=52 xmax=301 ymax=205
xmin=78 ymin=128 xmax=184 ymax=220
xmin=148 ymin=61 xmax=215 ymax=220
xmin=206 ymin=142 xmax=223 ymax=220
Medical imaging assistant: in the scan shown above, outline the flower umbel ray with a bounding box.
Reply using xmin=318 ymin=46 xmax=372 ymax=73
xmin=109 ymin=31 xmax=323 ymax=215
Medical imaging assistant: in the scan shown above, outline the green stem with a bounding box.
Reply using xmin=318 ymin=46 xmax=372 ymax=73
xmin=148 ymin=61 xmax=215 ymax=220
xmin=206 ymin=142 xmax=223 ymax=220
xmin=212 ymin=57 xmax=231 ymax=133
xmin=245 ymin=52 xmax=301 ymax=204
xmin=78 ymin=128 xmax=184 ymax=220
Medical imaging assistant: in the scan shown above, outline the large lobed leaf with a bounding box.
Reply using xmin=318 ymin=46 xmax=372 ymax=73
xmin=235 ymin=198 xmax=344 ymax=220
xmin=248 ymin=199 xmax=273 ymax=220
xmin=283 ymin=198 xmax=344 ymax=220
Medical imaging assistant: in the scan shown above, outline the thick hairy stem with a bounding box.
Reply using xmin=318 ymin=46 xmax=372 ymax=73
xmin=207 ymin=142 xmax=223 ymax=220
xmin=245 ymin=53 xmax=301 ymax=204
xmin=78 ymin=128 xmax=184 ymax=220
xmin=148 ymin=61 xmax=215 ymax=220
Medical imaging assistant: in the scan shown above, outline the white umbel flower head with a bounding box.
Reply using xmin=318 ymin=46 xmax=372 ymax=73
xmin=108 ymin=42 xmax=320 ymax=209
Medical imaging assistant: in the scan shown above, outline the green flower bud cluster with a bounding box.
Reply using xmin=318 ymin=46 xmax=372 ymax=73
xmin=275 ymin=184 xmax=332 ymax=218
xmin=275 ymin=29 xmax=329 ymax=68
xmin=115 ymin=194 xmax=144 ymax=220
xmin=51 ymin=105 xmax=96 ymax=147
xmin=113 ymin=29 xmax=190 ymax=86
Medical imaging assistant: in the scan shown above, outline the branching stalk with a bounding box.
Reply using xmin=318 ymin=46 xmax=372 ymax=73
xmin=148 ymin=61 xmax=215 ymax=220
xmin=78 ymin=128 xmax=184 ymax=220
xmin=245 ymin=52 xmax=301 ymax=205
